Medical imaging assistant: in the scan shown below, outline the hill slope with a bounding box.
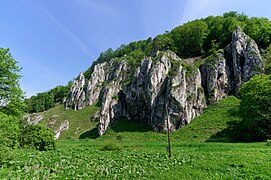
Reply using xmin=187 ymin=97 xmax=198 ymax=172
xmin=98 ymin=96 xmax=242 ymax=143
xmin=32 ymin=96 xmax=242 ymax=142
xmin=27 ymin=103 xmax=100 ymax=139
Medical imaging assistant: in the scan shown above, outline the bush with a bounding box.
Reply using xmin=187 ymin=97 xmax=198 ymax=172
xmin=266 ymin=139 xmax=271 ymax=146
xmin=20 ymin=124 xmax=56 ymax=151
xmin=101 ymin=142 xmax=122 ymax=151
xmin=240 ymin=74 xmax=271 ymax=141
xmin=0 ymin=112 xmax=20 ymax=149
xmin=0 ymin=145 xmax=13 ymax=165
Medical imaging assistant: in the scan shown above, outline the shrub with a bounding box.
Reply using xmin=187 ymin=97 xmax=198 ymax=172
xmin=266 ymin=139 xmax=271 ymax=146
xmin=20 ymin=124 xmax=56 ymax=151
xmin=101 ymin=142 xmax=122 ymax=151
xmin=0 ymin=145 xmax=13 ymax=165
xmin=0 ymin=112 xmax=20 ymax=149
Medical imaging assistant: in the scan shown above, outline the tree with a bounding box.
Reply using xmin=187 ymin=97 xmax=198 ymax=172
xmin=244 ymin=17 xmax=271 ymax=49
xmin=240 ymin=74 xmax=271 ymax=141
xmin=0 ymin=48 xmax=25 ymax=116
xmin=20 ymin=124 xmax=56 ymax=151
xmin=172 ymin=20 xmax=208 ymax=56
xmin=0 ymin=112 xmax=20 ymax=148
xmin=262 ymin=44 xmax=271 ymax=74
xmin=152 ymin=33 xmax=174 ymax=52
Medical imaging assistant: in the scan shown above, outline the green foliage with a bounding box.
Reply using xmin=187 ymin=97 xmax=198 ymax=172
xmin=205 ymin=40 xmax=219 ymax=56
xmin=266 ymin=139 xmax=271 ymax=146
xmin=172 ymin=20 xmax=208 ymax=56
xmin=101 ymin=141 xmax=123 ymax=151
xmin=0 ymin=112 xmax=20 ymax=148
xmin=240 ymin=74 xmax=271 ymax=141
xmin=0 ymin=145 xmax=13 ymax=165
xmin=203 ymin=14 xmax=245 ymax=52
xmin=152 ymin=33 xmax=175 ymax=52
xmin=244 ymin=17 xmax=271 ymax=49
xmin=0 ymin=48 xmax=25 ymax=117
xmin=25 ymin=84 xmax=70 ymax=113
xmin=262 ymin=44 xmax=271 ymax=74
xmin=112 ymin=95 xmax=118 ymax=100
xmin=20 ymin=124 xmax=56 ymax=151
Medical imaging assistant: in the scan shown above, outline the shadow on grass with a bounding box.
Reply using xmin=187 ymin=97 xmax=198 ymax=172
xmin=79 ymin=126 xmax=99 ymax=139
xmin=111 ymin=118 xmax=153 ymax=133
xmin=78 ymin=118 xmax=153 ymax=139
xmin=206 ymin=107 xmax=244 ymax=142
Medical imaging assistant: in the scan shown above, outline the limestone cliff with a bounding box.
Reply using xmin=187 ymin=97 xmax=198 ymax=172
xmin=65 ymin=27 xmax=264 ymax=135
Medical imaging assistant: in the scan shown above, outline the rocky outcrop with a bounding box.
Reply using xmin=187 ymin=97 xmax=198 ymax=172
xmin=65 ymin=63 xmax=107 ymax=110
xmin=98 ymin=60 xmax=128 ymax=135
xmin=169 ymin=66 xmax=206 ymax=130
xmin=230 ymin=26 xmax=264 ymax=95
xmin=66 ymin=27 xmax=264 ymax=135
xmin=54 ymin=120 xmax=69 ymax=140
xmin=201 ymin=26 xmax=264 ymax=101
xmin=65 ymin=73 xmax=86 ymax=110
xmin=25 ymin=114 xmax=44 ymax=125
xmin=200 ymin=52 xmax=229 ymax=103
xmin=85 ymin=63 xmax=107 ymax=106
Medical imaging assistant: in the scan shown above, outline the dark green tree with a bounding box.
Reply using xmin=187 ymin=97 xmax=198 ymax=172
xmin=152 ymin=33 xmax=174 ymax=52
xmin=240 ymin=74 xmax=271 ymax=141
xmin=244 ymin=17 xmax=271 ymax=49
xmin=20 ymin=124 xmax=56 ymax=151
xmin=263 ymin=44 xmax=271 ymax=74
xmin=0 ymin=112 xmax=20 ymax=148
xmin=172 ymin=20 xmax=208 ymax=56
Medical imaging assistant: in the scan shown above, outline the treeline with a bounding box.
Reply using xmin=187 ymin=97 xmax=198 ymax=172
xmin=25 ymin=85 xmax=70 ymax=113
xmin=84 ymin=11 xmax=271 ymax=79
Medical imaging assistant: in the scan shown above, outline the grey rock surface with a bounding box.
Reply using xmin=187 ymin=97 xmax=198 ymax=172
xmin=54 ymin=120 xmax=69 ymax=140
xmin=65 ymin=28 xmax=264 ymax=135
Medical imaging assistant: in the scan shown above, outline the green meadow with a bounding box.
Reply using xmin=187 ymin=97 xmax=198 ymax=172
xmin=1 ymin=96 xmax=271 ymax=179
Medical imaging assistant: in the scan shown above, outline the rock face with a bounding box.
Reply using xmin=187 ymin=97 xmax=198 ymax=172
xmin=65 ymin=63 xmax=107 ymax=110
xmin=230 ymin=26 xmax=263 ymax=95
xmin=25 ymin=114 xmax=44 ymax=125
xmin=65 ymin=73 xmax=86 ymax=110
xmin=66 ymin=27 xmax=264 ymax=135
xmin=54 ymin=120 xmax=69 ymax=140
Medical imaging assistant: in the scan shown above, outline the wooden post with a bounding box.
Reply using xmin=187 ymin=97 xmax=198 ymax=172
xmin=165 ymin=102 xmax=171 ymax=158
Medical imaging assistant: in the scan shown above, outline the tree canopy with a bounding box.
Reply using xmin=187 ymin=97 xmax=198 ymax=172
xmin=0 ymin=48 xmax=25 ymax=116
xmin=240 ymin=74 xmax=271 ymax=141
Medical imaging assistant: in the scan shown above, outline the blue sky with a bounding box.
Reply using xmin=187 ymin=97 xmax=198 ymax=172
xmin=1 ymin=0 xmax=271 ymax=97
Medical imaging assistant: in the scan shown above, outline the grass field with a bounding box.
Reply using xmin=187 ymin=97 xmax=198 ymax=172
xmin=1 ymin=141 xmax=270 ymax=179
xmin=1 ymin=96 xmax=270 ymax=179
